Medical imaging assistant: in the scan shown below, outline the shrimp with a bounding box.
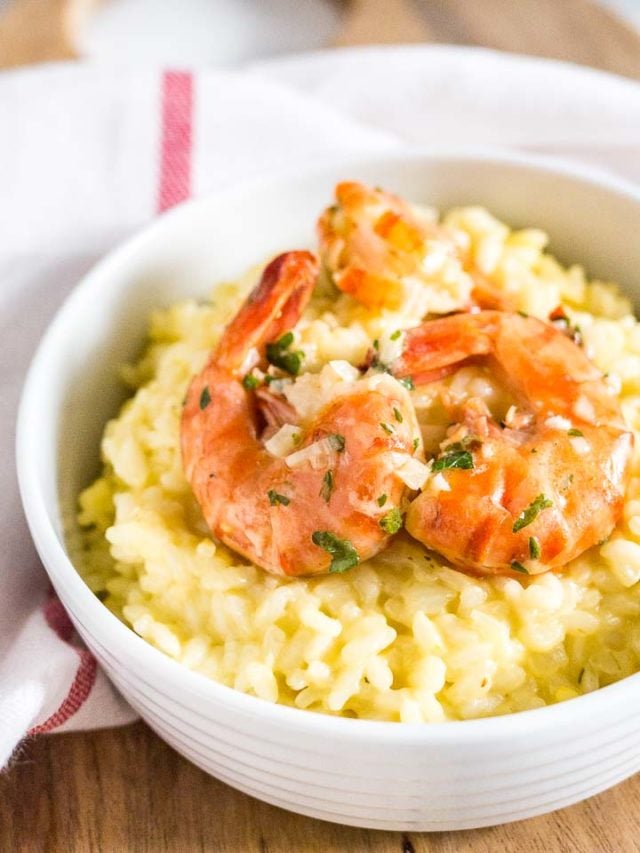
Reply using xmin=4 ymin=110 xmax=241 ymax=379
xmin=390 ymin=311 xmax=634 ymax=577
xmin=181 ymin=251 xmax=421 ymax=577
xmin=317 ymin=181 xmax=538 ymax=314
xmin=317 ymin=181 xmax=473 ymax=313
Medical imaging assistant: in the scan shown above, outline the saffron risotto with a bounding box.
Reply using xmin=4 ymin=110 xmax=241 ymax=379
xmin=74 ymin=205 xmax=640 ymax=723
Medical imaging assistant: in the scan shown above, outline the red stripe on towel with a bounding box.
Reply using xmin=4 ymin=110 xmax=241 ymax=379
xmin=29 ymin=651 xmax=97 ymax=735
xmin=157 ymin=70 xmax=194 ymax=212
xmin=28 ymin=595 xmax=97 ymax=734
xmin=42 ymin=594 xmax=74 ymax=642
xmin=30 ymin=71 xmax=195 ymax=739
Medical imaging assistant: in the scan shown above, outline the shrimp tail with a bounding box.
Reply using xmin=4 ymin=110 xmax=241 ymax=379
xmin=213 ymin=251 xmax=319 ymax=374
xmin=392 ymin=313 xmax=497 ymax=386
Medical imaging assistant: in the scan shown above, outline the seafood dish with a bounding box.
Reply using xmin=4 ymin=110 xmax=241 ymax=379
xmin=75 ymin=182 xmax=640 ymax=722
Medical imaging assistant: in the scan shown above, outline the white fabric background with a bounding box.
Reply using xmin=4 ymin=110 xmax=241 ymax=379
xmin=1 ymin=46 xmax=639 ymax=768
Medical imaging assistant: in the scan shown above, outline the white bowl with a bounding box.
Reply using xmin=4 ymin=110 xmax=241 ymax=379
xmin=17 ymin=151 xmax=640 ymax=831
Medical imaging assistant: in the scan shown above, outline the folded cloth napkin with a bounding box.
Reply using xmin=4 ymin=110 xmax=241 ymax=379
xmin=1 ymin=46 xmax=640 ymax=769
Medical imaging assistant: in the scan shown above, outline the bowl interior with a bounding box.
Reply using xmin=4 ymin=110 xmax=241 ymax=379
xmin=20 ymin=150 xmax=640 ymax=687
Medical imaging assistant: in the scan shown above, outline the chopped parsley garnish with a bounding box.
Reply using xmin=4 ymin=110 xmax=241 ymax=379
xmin=370 ymin=357 xmax=390 ymax=374
xmin=380 ymin=422 xmax=394 ymax=435
xmin=266 ymin=347 xmax=303 ymax=375
xmin=529 ymin=536 xmax=541 ymax=559
xmin=568 ymin=428 xmax=584 ymax=437
xmin=377 ymin=494 xmax=387 ymax=507
xmin=311 ymin=531 xmax=359 ymax=573
xmin=242 ymin=373 xmax=260 ymax=390
xmin=517 ymin=310 xmax=529 ymax=318
xmin=393 ymin=407 xmax=403 ymax=423
xmin=266 ymin=332 xmax=304 ymax=375
xmin=372 ymin=339 xmax=380 ymax=351
xmin=512 ymin=494 xmax=553 ymax=533
xmin=399 ymin=376 xmax=414 ymax=391
xmin=328 ymin=433 xmax=345 ymax=452
xmin=320 ymin=470 xmax=335 ymax=503
xmin=433 ymin=445 xmax=474 ymax=471
xmin=511 ymin=561 xmax=529 ymax=574
xmin=390 ymin=329 xmax=402 ymax=341
xmin=380 ymin=508 xmax=403 ymax=534
xmin=413 ymin=437 xmax=419 ymax=452
xmin=267 ymin=490 xmax=290 ymax=507
xmin=277 ymin=331 xmax=294 ymax=348
xmin=199 ymin=386 xmax=211 ymax=410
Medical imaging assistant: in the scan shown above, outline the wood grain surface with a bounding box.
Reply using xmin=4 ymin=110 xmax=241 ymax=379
xmin=3 ymin=721 xmax=640 ymax=853
xmin=337 ymin=0 xmax=640 ymax=78
xmin=0 ymin=0 xmax=99 ymax=68
xmin=2 ymin=1 xmax=640 ymax=852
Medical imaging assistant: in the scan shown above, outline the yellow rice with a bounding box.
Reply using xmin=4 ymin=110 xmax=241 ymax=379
xmin=73 ymin=205 xmax=640 ymax=723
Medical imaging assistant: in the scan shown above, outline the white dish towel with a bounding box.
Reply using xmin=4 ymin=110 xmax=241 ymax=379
xmin=1 ymin=46 xmax=639 ymax=769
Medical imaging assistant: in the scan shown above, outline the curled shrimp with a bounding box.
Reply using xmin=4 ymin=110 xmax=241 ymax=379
xmin=317 ymin=181 xmax=473 ymax=313
xmin=317 ymin=181 xmax=535 ymax=314
xmin=390 ymin=311 xmax=634 ymax=577
xmin=181 ymin=251 xmax=421 ymax=577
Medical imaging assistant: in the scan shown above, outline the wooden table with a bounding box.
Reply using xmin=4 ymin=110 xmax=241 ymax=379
xmin=2 ymin=1 xmax=640 ymax=851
